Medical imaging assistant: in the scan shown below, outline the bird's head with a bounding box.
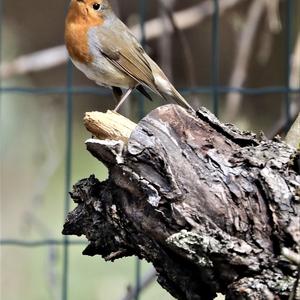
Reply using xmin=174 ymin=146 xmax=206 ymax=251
xmin=67 ymin=0 xmax=112 ymax=24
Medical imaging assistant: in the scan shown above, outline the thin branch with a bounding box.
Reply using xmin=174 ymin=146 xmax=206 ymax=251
xmin=224 ymin=0 xmax=266 ymax=121
xmin=120 ymin=267 xmax=157 ymax=300
xmin=257 ymin=0 xmax=281 ymax=65
xmin=158 ymin=0 xmax=175 ymax=80
xmin=290 ymin=34 xmax=300 ymax=90
xmin=268 ymin=34 xmax=300 ymax=139
xmin=268 ymin=109 xmax=299 ymax=139
xmin=134 ymin=0 xmax=244 ymax=41
xmin=285 ymin=113 xmax=300 ymax=149
xmin=158 ymin=0 xmax=197 ymax=90
xmin=264 ymin=0 xmax=282 ymax=33
xmin=0 ymin=46 xmax=68 ymax=79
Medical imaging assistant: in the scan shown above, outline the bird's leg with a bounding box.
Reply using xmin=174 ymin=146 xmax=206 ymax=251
xmin=136 ymin=85 xmax=152 ymax=101
xmin=113 ymin=88 xmax=134 ymax=112
xmin=112 ymin=86 xmax=123 ymax=104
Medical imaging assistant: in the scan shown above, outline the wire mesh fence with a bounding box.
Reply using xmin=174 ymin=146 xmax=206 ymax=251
xmin=0 ymin=0 xmax=299 ymax=300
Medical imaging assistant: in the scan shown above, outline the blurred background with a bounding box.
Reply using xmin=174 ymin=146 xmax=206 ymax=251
xmin=0 ymin=0 xmax=299 ymax=300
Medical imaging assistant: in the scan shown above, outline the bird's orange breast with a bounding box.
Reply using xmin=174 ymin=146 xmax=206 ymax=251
xmin=65 ymin=3 xmax=104 ymax=64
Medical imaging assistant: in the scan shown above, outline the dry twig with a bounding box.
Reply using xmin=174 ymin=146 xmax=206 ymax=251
xmin=120 ymin=267 xmax=157 ymax=300
xmin=286 ymin=113 xmax=300 ymax=149
xmin=84 ymin=110 xmax=137 ymax=142
xmin=224 ymin=0 xmax=266 ymax=121
xmin=267 ymin=34 xmax=300 ymax=139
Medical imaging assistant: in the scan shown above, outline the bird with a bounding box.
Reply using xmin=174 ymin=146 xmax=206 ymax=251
xmin=65 ymin=0 xmax=193 ymax=111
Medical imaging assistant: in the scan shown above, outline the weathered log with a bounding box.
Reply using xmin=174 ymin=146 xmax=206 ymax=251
xmin=63 ymin=105 xmax=300 ymax=300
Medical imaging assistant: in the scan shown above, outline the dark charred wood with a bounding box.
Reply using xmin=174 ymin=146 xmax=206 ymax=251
xmin=63 ymin=105 xmax=300 ymax=300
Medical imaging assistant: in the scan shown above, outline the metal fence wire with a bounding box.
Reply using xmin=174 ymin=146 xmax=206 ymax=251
xmin=0 ymin=0 xmax=299 ymax=300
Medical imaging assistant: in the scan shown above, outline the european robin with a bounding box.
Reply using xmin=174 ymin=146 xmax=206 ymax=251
xmin=65 ymin=0 xmax=193 ymax=111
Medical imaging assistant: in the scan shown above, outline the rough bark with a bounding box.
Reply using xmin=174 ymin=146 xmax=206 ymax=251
xmin=63 ymin=105 xmax=300 ymax=300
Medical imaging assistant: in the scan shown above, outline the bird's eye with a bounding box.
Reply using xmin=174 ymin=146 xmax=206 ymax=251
xmin=92 ymin=3 xmax=101 ymax=10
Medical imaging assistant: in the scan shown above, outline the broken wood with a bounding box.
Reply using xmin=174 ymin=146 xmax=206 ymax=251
xmin=84 ymin=110 xmax=136 ymax=142
xmin=63 ymin=105 xmax=300 ymax=300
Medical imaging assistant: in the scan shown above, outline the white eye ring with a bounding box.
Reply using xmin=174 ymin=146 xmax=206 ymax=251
xmin=92 ymin=3 xmax=101 ymax=11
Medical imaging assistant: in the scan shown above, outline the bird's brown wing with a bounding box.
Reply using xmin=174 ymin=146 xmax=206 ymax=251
xmin=92 ymin=23 xmax=158 ymax=93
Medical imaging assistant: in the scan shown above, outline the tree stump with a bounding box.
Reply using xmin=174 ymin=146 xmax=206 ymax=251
xmin=63 ymin=105 xmax=300 ymax=300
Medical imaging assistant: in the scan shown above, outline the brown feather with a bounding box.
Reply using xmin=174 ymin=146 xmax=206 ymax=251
xmin=93 ymin=24 xmax=159 ymax=93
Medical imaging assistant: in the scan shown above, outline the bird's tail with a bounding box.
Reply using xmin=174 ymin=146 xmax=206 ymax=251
xmin=159 ymin=84 xmax=194 ymax=111
xmin=169 ymin=86 xmax=194 ymax=111
xmin=146 ymin=56 xmax=194 ymax=111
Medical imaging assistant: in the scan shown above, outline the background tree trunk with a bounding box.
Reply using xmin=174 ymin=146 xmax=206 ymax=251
xmin=63 ymin=105 xmax=300 ymax=300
